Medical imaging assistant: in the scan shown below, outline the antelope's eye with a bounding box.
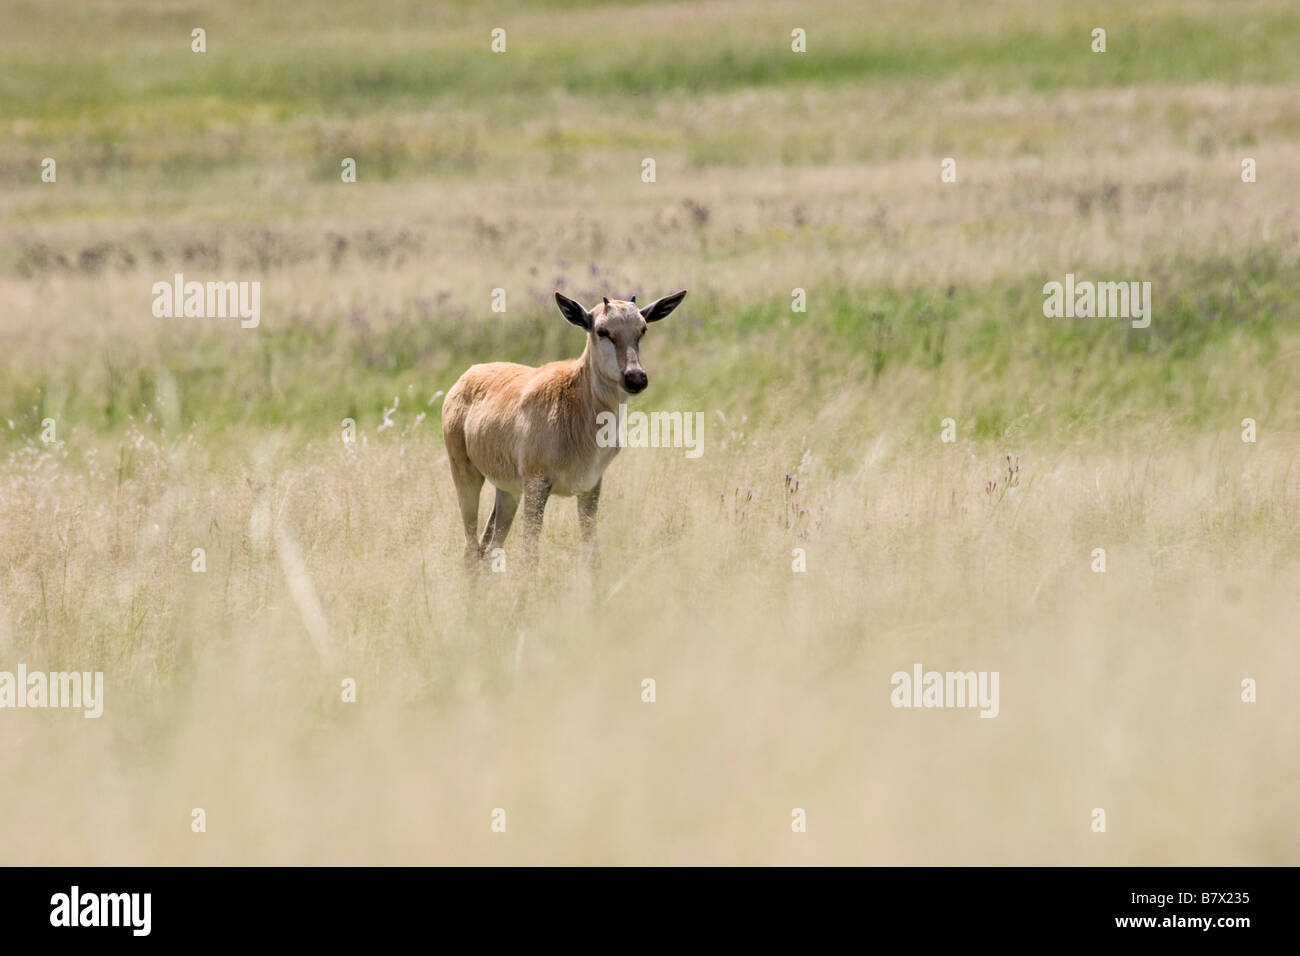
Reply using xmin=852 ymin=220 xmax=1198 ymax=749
xmin=597 ymin=328 xmax=610 ymax=339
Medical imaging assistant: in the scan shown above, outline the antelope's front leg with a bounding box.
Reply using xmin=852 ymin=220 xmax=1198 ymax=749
xmin=520 ymin=475 xmax=552 ymax=571
xmin=577 ymin=481 xmax=601 ymax=577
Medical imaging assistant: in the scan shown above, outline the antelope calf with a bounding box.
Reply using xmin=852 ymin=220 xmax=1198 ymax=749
xmin=441 ymin=289 xmax=687 ymax=570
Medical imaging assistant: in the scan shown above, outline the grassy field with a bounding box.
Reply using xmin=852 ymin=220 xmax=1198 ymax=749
xmin=0 ymin=0 xmax=1297 ymax=864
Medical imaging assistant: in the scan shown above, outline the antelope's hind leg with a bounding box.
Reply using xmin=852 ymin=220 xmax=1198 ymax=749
xmin=480 ymin=487 xmax=519 ymax=557
xmin=447 ymin=451 xmax=485 ymax=570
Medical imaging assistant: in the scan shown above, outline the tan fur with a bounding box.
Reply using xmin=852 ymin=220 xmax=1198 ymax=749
xmin=441 ymin=291 xmax=686 ymax=568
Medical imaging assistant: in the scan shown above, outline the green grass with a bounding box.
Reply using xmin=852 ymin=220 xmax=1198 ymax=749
xmin=3 ymin=250 xmax=1292 ymax=450
xmin=4 ymin=0 xmax=1300 ymax=159
xmin=6 ymin=9 xmax=1300 ymax=125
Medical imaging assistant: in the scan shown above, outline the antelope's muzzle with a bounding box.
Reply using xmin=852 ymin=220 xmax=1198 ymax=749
xmin=623 ymin=369 xmax=648 ymax=393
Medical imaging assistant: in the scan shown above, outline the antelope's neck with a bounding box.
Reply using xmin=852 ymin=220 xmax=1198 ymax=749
xmin=577 ymin=342 xmax=623 ymax=416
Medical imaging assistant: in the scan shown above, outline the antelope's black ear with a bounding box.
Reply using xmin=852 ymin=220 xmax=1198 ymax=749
xmin=639 ymin=289 xmax=687 ymax=323
xmin=555 ymin=291 xmax=592 ymax=330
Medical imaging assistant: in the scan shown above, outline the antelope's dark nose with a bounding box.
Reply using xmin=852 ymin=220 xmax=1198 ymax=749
xmin=623 ymin=369 xmax=648 ymax=393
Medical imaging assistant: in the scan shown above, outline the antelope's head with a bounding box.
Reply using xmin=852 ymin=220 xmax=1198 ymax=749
xmin=555 ymin=290 xmax=687 ymax=395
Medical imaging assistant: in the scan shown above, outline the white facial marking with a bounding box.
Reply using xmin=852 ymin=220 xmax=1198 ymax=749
xmin=596 ymin=335 xmax=620 ymax=380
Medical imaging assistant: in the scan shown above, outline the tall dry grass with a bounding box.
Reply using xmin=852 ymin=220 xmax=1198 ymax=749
xmin=1 ymin=407 xmax=1296 ymax=863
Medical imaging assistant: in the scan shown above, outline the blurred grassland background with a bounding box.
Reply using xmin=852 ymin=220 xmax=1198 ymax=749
xmin=0 ymin=0 xmax=1297 ymax=864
